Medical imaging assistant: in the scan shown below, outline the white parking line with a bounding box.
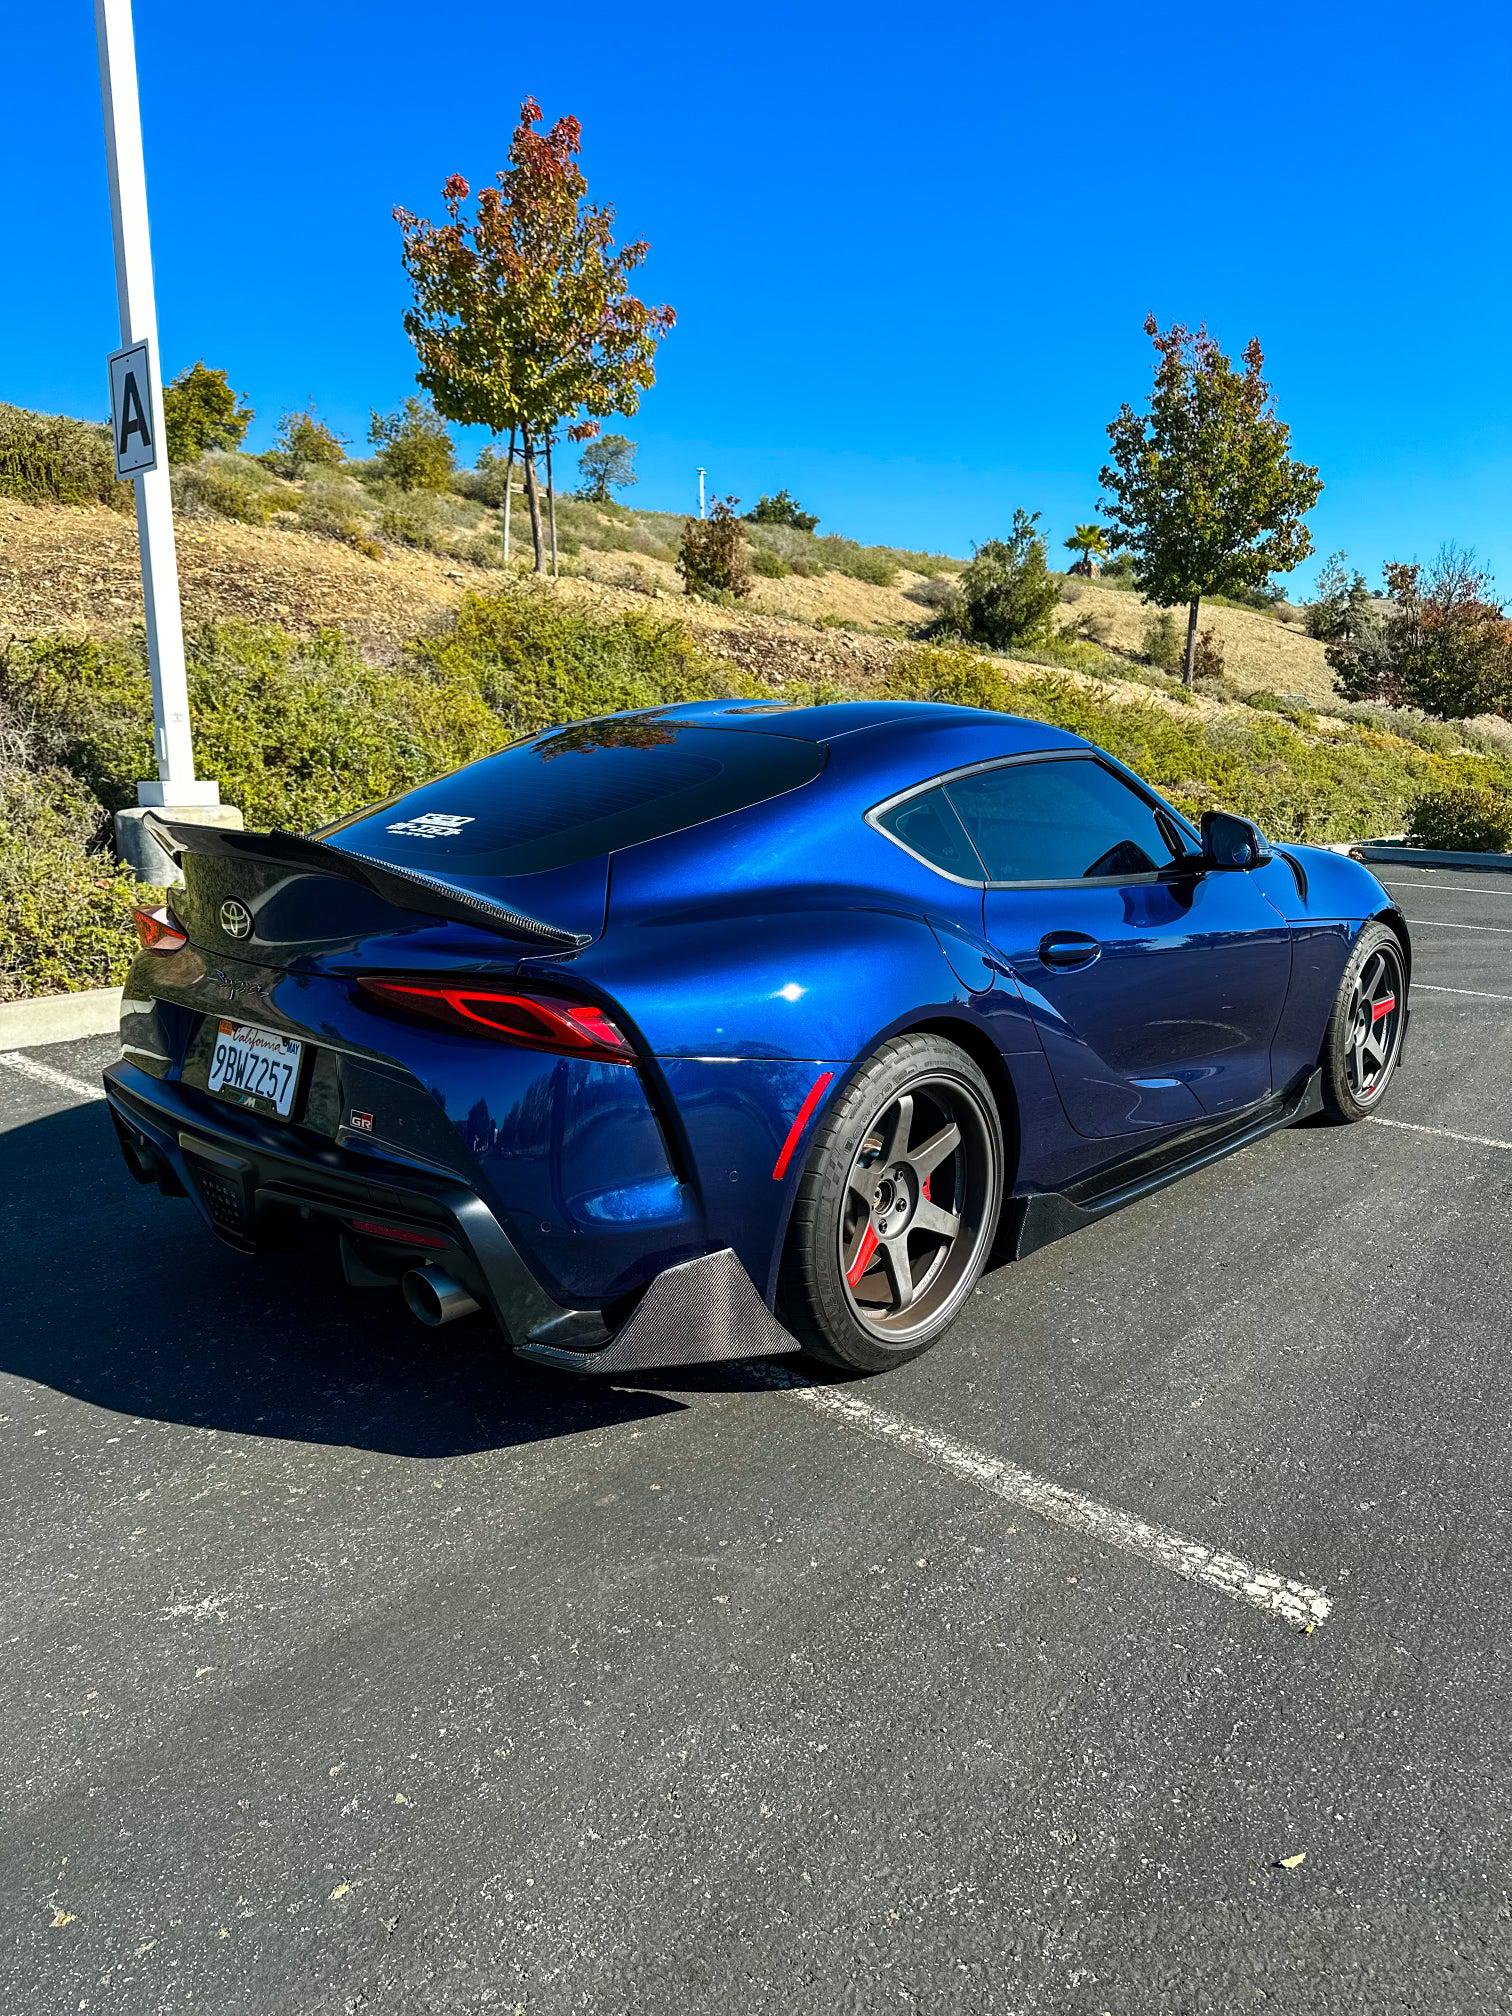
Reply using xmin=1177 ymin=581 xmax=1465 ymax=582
xmin=1415 ymin=983 xmax=1512 ymax=1003
xmin=0 ymin=1054 xmax=105 ymax=1101
xmin=1368 ymin=1114 xmax=1512 ymax=1152
xmin=1385 ymin=877 xmax=1512 ymax=897
xmin=1403 ymin=916 xmax=1512 ymax=935
xmin=759 ymin=1369 xmax=1332 ymax=1631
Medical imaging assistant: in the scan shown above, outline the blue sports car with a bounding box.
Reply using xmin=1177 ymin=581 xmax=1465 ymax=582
xmin=105 ymin=700 xmax=1410 ymax=1375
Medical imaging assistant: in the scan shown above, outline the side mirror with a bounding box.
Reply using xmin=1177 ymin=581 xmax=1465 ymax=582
xmin=1201 ymin=809 xmax=1272 ymax=870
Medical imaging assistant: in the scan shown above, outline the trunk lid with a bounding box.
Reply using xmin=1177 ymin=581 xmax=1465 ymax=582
xmin=151 ymin=816 xmax=606 ymax=971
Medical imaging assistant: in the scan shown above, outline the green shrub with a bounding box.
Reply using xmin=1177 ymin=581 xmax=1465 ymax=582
xmin=892 ymin=645 xmax=1007 ymax=711
xmin=959 ymin=512 xmax=1060 ymax=648
xmin=1405 ymin=785 xmax=1512 ymax=853
xmin=272 ymin=404 xmax=346 ymax=474
xmin=0 ymin=765 xmax=145 ymax=1001
xmin=1245 ymin=689 xmax=1316 ymax=728
xmin=378 ymin=492 xmax=445 ymax=552
xmin=815 ymin=536 xmax=897 ymax=587
xmin=0 ymin=404 xmax=132 ymax=511
xmin=1142 ymin=611 xmax=1184 ymax=674
xmin=1014 ymin=634 xmax=1123 ymax=679
xmin=1345 ymin=704 xmax=1459 ymax=754
xmin=163 ymin=362 xmax=253 ymax=462
xmin=293 ymin=484 xmax=383 ymax=558
xmin=750 ymin=545 xmax=790 ymax=579
xmin=368 ymin=398 xmax=454 ymax=493
xmin=454 ymin=442 xmax=513 ymax=508
xmin=456 ymin=531 xmax=506 ymax=570
xmin=408 ymin=583 xmax=733 ymax=739
xmin=747 ymin=489 xmax=819 ymax=533
xmin=906 ymin=575 xmax=963 ymax=619
xmin=2 ymin=625 xmax=501 ymax=834
xmin=678 ymin=498 xmax=751 ymax=600
xmin=173 ymin=454 xmax=296 ymax=526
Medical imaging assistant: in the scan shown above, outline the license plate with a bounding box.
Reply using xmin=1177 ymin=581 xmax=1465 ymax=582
xmin=206 ymin=1021 xmax=303 ymax=1118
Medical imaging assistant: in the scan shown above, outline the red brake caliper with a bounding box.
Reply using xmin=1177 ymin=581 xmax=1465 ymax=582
xmin=846 ymin=1223 xmax=878 ymax=1288
xmin=1372 ymin=995 xmax=1396 ymax=1023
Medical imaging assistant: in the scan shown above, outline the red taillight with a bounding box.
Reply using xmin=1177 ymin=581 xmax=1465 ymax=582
xmin=356 ymin=979 xmax=636 ymax=1064
xmin=132 ymin=905 xmax=187 ymax=954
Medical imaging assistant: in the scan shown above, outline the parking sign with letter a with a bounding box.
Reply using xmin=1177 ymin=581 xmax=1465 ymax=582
xmin=108 ymin=340 xmax=157 ymax=476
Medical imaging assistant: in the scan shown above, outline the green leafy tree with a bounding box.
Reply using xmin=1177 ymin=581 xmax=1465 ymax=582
xmin=274 ymin=402 xmax=346 ymax=475
xmin=1101 ymin=316 xmax=1322 ymax=685
xmin=577 ymin=433 xmax=638 ymax=502
xmin=678 ymin=496 xmax=750 ymax=599
xmin=1305 ymin=550 xmax=1371 ymax=642
xmin=1063 ymin=522 xmax=1109 ymax=576
xmin=162 ymin=362 xmax=252 ymax=463
xmin=394 ymin=98 xmax=674 ymax=572
xmin=367 ymin=398 xmax=454 ymax=493
xmin=959 ymin=510 xmax=1061 ymax=649
xmin=746 ymin=489 xmax=819 ymax=534
xmin=1329 ymin=549 xmax=1512 ymax=718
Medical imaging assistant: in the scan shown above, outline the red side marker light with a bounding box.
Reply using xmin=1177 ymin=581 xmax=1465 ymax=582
xmin=132 ymin=905 xmax=187 ymax=954
xmin=772 ymin=1071 xmax=835 ymax=1181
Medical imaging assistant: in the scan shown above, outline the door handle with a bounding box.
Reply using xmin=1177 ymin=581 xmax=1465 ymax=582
xmin=1039 ymin=931 xmax=1101 ymax=969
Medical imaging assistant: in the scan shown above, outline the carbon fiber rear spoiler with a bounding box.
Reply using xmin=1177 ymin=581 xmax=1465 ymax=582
xmin=143 ymin=814 xmax=590 ymax=954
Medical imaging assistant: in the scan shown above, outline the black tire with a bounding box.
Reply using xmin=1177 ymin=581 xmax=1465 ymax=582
xmin=779 ymin=1033 xmax=1004 ymax=1373
xmin=1319 ymin=920 xmax=1409 ymax=1122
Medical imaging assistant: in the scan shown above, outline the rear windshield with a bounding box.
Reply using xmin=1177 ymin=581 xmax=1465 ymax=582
xmin=325 ymin=719 xmax=828 ymax=876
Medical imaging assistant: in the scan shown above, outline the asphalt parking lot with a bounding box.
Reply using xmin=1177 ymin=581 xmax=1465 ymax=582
xmin=4 ymin=864 xmax=1511 ymax=2015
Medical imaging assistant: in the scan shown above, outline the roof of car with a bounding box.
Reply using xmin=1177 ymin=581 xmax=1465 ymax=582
xmin=646 ymin=697 xmax=1085 ymax=755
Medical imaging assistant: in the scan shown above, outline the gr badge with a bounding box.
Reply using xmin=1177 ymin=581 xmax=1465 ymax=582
xmin=386 ymin=812 xmax=475 ymax=839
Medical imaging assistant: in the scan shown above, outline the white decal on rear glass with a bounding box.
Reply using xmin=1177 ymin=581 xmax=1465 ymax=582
xmin=385 ymin=812 xmax=476 ymax=838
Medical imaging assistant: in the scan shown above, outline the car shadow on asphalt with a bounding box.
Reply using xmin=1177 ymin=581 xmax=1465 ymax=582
xmin=0 ymin=1104 xmax=684 ymax=1458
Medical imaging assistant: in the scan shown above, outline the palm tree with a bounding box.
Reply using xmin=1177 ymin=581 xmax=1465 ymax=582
xmin=1064 ymin=523 xmax=1110 ymax=576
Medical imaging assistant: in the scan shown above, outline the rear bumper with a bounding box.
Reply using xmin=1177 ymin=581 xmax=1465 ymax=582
xmin=103 ymin=1061 xmax=795 ymax=1376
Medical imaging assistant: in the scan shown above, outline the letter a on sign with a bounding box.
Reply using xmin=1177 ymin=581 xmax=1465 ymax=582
xmin=108 ymin=340 xmax=157 ymax=476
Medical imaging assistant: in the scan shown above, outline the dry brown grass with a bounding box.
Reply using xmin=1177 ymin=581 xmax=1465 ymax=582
xmin=0 ymin=496 xmax=1347 ymax=729
xmin=0 ymin=500 xmax=471 ymax=659
xmin=1060 ymin=578 xmax=1337 ymax=704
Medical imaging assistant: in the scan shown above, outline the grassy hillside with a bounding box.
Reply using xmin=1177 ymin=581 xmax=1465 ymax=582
xmin=5 ymin=416 xmax=1511 ymax=1001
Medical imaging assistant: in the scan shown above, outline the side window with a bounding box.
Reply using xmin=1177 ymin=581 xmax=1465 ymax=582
xmin=946 ymin=758 xmax=1188 ymax=883
xmin=875 ymin=786 xmax=983 ymax=880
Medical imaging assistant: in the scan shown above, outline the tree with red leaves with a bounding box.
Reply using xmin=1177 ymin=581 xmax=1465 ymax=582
xmin=394 ymin=100 xmax=675 ymax=574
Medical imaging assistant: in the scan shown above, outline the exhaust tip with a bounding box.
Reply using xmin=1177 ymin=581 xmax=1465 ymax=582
xmin=402 ymin=1265 xmax=481 ymax=1328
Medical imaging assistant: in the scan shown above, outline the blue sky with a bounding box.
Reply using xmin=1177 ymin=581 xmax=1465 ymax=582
xmin=7 ymin=2 xmax=1509 ymax=592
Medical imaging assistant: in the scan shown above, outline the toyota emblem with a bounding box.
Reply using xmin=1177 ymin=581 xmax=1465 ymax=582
xmin=219 ymin=898 xmax=253 ymax=941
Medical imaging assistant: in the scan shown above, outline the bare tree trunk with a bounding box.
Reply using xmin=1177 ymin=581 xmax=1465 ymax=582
xmin=501 ymin=427 xmax=516 ymax=566
xmin=521 ymin=427 xmax=544 ymax=573
xmin=545 ymin=430 xmax=559 ymax=579
xmin=1183 ymin=596 xmax=1201 ymax=688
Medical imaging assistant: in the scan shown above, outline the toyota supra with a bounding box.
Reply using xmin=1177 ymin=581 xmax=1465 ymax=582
xmin=104 ymin=700 xmax=1410 ymax=1374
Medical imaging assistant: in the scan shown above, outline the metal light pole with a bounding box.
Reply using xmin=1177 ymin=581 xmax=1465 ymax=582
xmin=95 ymin=0 xmax=224 ymax=851
xmin=697 ymin=466 xmax=706 ymax=520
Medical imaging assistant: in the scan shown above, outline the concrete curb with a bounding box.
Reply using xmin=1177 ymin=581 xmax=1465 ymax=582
xmin=1325 ymin=840 xmax=1512 ymax=872
xmin=0 ymin=987 xmax=123 ymax=1053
